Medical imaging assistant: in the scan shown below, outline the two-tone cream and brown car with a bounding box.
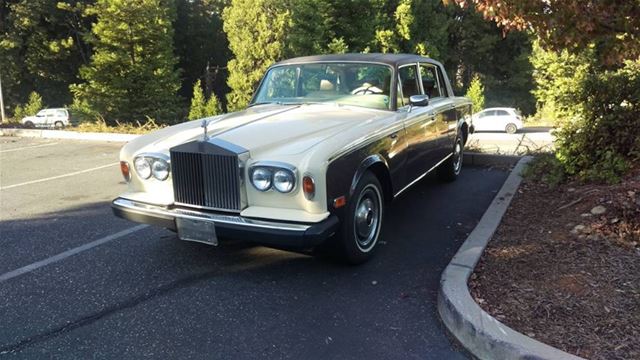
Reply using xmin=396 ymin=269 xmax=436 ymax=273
xmin=112 ymin=54 xmax=472 ymax=264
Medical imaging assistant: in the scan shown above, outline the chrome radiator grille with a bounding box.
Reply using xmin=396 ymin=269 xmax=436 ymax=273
xmin=170 ymin=150 xmax=242 ymax=212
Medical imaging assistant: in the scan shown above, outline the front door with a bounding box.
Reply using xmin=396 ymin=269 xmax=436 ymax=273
xmin=398 ymin=64 xmax=440 ymax=185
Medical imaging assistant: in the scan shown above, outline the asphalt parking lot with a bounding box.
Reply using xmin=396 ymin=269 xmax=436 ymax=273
xmin=0 ymin=136 xmax=509 ymax=359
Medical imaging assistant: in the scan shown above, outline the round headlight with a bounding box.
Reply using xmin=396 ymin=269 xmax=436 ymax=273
xmin=151 ymin=159 xmax=170 ymax=180
xmin=251 ymin=168 xmax=272 ymax=191
xmin=273 ymin=170 xmax=295 ymax=193
xmin=134 ymin=157 xmax=151 ymax=179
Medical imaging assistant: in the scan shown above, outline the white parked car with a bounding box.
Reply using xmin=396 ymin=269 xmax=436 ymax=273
xmin=21 ymin=108 xmax=71 ymax=129
xmin=471 ymin=107 xmax=523 ymax=134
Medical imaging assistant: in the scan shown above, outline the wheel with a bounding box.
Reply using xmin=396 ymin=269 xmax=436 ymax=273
xmin=437 ymin=136 xmax=463 ymax=182
xmin=54 ymin=121 xmax=65 ymax=129
xmin=24 ymin=121 xmax=35 ymax=129
xmin=505 ymin=123 xmax=517 ymax=134
xmin=326 ymin=171 xmax=385 ymax=264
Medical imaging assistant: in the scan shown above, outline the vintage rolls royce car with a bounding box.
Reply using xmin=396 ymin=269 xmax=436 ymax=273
xmin=112 ymin=54 xmax=472 ymax=264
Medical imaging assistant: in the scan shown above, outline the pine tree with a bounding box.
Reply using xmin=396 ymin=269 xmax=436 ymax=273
xmin=70 ymin=0 xmax=181 ymax=124
xmin=222 ymin=0 xmax=290 ymax=111
xmin=465 ymin=74 xmax=485 ymax=113
xmin=14 ymin=92 xmax=44 ymax=120
xmin=188 ymin=80 xmax=207 ymax=120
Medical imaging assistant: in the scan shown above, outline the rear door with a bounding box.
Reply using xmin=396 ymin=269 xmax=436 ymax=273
xmin=420 ymin=63 xmax=457 ymax=161
xmin=495 ymin=109 xmax=510 ymax=130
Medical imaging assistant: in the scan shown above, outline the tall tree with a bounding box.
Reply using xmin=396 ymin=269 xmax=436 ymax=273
xmin=0 ymin=0 xmax=93 ymax=114
xmin=174 ymin=0 xmax=229 ymax=108
xmin=71 ymin=0 xmax=181 ymax=124
xmin=222 ymin=0 xmax=290 ymax=111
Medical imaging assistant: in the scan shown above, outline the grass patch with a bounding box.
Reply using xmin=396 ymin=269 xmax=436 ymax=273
xmin=70 ymin=117 xmax=165 ymax=134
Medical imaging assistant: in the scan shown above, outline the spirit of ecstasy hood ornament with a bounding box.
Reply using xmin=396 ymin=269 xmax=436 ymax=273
xmin=201 ymin=119 xmax=209 ymax=142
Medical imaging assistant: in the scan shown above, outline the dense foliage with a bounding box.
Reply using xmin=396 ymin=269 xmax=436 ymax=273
xmin=554 ymin=60 xmax=640 ymax=182
xmin=446 ymin=0 xmax=640 ymax=65
xmin=1 ymin=0 xmax=536 ymax=121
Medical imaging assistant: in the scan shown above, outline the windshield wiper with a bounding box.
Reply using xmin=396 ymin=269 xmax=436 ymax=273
xmin=247 ymin=101 xmax=285 ymax=107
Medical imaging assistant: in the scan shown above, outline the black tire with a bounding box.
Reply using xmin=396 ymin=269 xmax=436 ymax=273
xmin=437 ymin=136 xmax=463 ymax=182
xmin=24 ymin=121 xmax=35 ymax=129
xmin=505 ymin=123 xmax=517 ymax=134
xmin=54 ymin=121 xmax=64 ymax=129
xmin=326 ymin=171 xmax=385 ymax=264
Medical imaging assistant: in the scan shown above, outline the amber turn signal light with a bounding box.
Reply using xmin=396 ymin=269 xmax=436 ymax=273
xmin=333 ymin=196 xmax=346 ymax=208
xmin=120 ymin=161 xmax=131 ymax=182
xmin=303 ymin=175 xmax=315 ymax=200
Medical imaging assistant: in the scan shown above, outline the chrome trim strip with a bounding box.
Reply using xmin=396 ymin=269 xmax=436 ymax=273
xmin=394 ymin=153 xmax=453 ymax=198
xmin=114 ymin=198 xmax=312 ymax=232
xmin=327 ymin=122 xmax=406 ymax=163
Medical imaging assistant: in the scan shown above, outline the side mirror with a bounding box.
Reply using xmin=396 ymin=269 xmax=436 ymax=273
xmin=409 ymin=94 xmax=429 ymax=107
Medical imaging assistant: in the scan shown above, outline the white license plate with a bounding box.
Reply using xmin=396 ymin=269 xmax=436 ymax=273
xmin=176 ymin=218 xmax=218 ymax=246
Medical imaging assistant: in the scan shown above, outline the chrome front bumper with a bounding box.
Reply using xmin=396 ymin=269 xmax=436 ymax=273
xmin=111 ymin=198 xmax=339 ymax=248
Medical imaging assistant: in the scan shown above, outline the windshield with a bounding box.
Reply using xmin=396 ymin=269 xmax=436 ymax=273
xmin=252 ymin=62 xmax=393 ymax=111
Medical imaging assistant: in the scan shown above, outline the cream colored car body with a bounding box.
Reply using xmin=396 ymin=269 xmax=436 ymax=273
xmin=119 ymin=103 xmax=404 ymax=223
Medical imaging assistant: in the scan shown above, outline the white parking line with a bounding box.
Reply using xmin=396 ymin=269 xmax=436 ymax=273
xmin=0 ymin=162 xmax=119 ymax=190
xmin=0 ymin=224 xmax=148 ymax=283
xmin=0 ymin=142 xmax=58 ymax=153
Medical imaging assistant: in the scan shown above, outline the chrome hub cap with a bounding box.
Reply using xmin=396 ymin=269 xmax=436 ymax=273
xmin=453 ymin=140 xmax=462 ymax=174
xmin=353 ymin=185 xmax=382 ymax=252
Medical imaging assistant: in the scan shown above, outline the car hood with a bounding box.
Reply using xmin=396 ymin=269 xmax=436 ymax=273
xmin=133 ymin=104 xmax=388 ymax=157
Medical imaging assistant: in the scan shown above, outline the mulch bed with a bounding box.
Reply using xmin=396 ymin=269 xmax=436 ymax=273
xmin=469 ymin=165 xmax=640 ymax=360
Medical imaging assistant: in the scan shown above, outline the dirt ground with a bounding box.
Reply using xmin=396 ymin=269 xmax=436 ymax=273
xmin=469 ymin=165 xmax=640 ymax=360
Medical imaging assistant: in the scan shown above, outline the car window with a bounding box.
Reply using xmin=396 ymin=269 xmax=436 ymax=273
xmin=56 ymin=110 xmax=66 ymax=117
xmin=435 ymin=66 xmax=449 ymax=97
xmin=398 ymin=64 xmax=420 ymax=106
xmin=253 ymin=62 xmax=393 ymax=110
xmin=419 ymin=64 xmax=442 ymax=99
xmin=477 ymin=111 xmax=487 ymax=118
xmin=496 ymin=110 xmax=509 ymax=116
xmin=36 ymin=110 xmax=47 ymax=117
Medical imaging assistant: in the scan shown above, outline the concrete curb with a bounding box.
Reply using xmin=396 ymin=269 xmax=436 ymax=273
xmin=0 ymin=128 xmax=138 ymax=142
xmin=438 ymin=156 xmax=585 ymax=360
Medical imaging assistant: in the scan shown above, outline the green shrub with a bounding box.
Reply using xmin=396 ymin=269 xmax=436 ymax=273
xmin=204 ymin=92 xmax=222 ymax=117
xmin=13 ymin=91 xmax=43 ymax=120
xmin=554 ymin=60 xmax=640 ymax=183
xmin=523 ymin=153 xmax=567 ymax=187
xmin=465 ymin=74 xmax=485 ymax=114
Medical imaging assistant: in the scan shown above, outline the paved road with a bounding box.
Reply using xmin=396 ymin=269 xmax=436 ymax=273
xmin=0 ymin=137 xmax=509 ymax=359
xmin=468 ymin=126 xmax=554 ymax=155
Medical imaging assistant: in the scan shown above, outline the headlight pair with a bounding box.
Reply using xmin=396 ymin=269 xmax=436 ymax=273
xmin=250 ymin=163 xmax=296 ymax=193
xmin=134 ymin=154 xmax=170 ymax=181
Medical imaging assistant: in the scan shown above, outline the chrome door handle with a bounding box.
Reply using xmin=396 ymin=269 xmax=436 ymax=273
xmin=389 ymin=132 xmax=398 ymax=139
